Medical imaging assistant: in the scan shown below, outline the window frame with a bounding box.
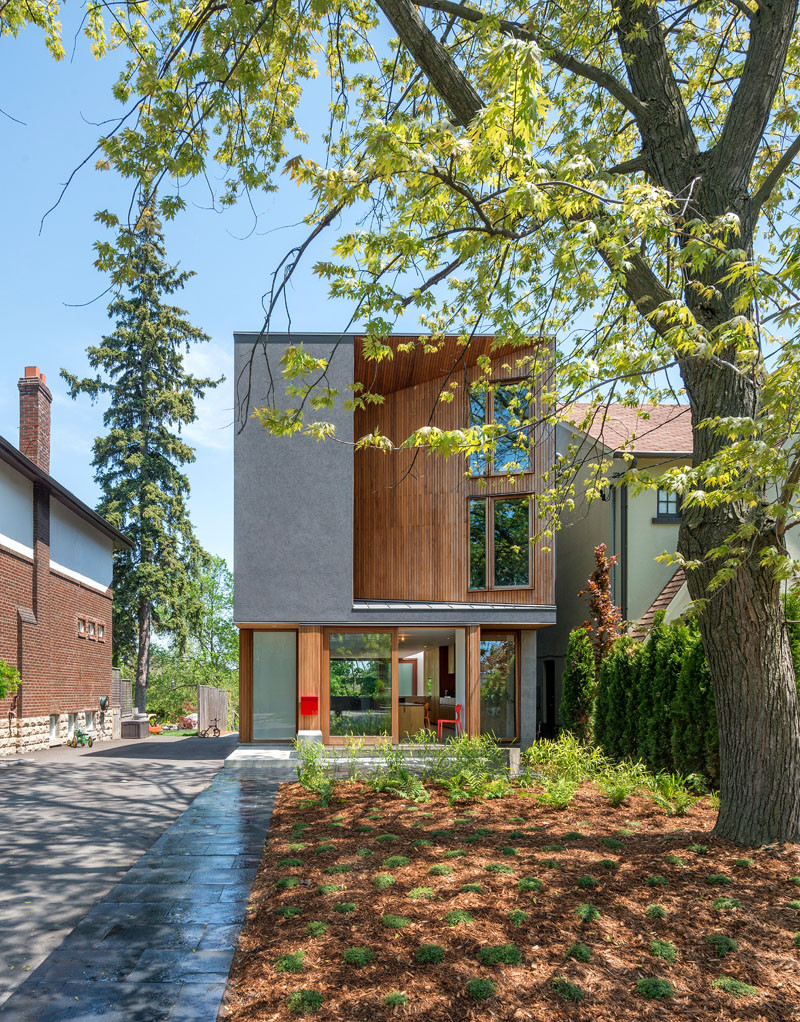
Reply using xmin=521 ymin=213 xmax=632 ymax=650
xmin=654 ymin=488 xmax=681 ymax=523
xmin=468 ymin=494 xmax=534 ymax=592
xmin=468 ymin=380 xmax=533 ymax=477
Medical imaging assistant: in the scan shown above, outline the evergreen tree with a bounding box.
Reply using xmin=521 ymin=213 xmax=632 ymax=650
xmin=559 ymin=628 xmax=595 ymax=743
xmin=671 ymin=630 xmax=719 ymax=787
xmin=63 ymin=200 xmax=221 ymax=713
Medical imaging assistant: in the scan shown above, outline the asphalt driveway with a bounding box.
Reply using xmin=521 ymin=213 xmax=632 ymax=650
xmin=0 ymin=734 xmax=239 ymax=1006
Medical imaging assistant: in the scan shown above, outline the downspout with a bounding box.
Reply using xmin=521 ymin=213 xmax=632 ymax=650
xmin=610 ymin=485 xmax=617 ymax=604
xmin=620 ymin=483 xmax=629 ymax=621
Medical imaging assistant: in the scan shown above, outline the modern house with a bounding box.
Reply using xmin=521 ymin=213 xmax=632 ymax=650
xmin=0 ymin=367 xmax=131 ymax=755
xmin=536 ymin=403 xmax=694 ymax=733
xmin=234 ymin=333 xmax=556 ymax=747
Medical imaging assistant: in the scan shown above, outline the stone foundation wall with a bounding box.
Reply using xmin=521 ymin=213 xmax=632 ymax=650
xmin=0 ymin=708 xmax=119 ymax=756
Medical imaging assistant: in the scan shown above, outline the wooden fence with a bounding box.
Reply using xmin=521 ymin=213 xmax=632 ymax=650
xmin=198 ymin=685 xmax=229 ymax=733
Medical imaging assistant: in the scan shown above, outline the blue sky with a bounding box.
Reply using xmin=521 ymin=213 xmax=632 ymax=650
xmin=0 ymin=15 xmax=378 ymax=566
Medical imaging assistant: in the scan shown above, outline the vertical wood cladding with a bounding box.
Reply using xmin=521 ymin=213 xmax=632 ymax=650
xmin=354 ymin=344 xmax=555 ymax=606
xmin=238 ymin=629 xmax=253 ymax=743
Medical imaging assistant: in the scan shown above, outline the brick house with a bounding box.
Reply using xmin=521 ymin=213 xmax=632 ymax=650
xmin=0 ymin=367 xmax=131 ymax=755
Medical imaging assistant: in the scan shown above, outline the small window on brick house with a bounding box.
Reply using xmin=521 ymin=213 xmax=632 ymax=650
xmin=77 ymin=618 xmax=86 ymax=636
xmin=97 ymin=623 xmax=105 ymax=641
xmin=87 ymin=621 xmax=96 ymax=638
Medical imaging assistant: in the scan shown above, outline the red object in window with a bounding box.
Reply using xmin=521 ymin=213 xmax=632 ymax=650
xmin=300 ymin=696 xmax=318 ymax=716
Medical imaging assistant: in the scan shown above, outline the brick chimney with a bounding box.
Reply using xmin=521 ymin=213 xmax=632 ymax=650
xmin=18 ymin=367 xmax=53 ymax=474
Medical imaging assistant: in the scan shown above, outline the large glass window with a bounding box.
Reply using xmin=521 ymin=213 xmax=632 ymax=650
xmin=494 ymin=498 xmax=530 ymax=587
xmin=480 ymin=632 xmax=517 ymax=740
xmin=253 ymin=631 xmax=297 ymax=741
xmin=329 ymin=632 xmax=392 ymax=737
xmin=468 ymin=382 xmax=531 ymax=475
xmin=469 ymin=496 xmax=531 ymax=590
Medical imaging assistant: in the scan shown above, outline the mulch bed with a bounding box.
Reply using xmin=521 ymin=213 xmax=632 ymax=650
xmin=221 ymin=782 xmax=800 ymax=1021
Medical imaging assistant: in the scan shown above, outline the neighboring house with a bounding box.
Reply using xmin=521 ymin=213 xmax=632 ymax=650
xmin=0 ymin=367 xmax=131 ymax=755
xmin=536 ymin=402 xmax=694 ymax=733
xmin=234 ymin=333 xmax=556 ymax=747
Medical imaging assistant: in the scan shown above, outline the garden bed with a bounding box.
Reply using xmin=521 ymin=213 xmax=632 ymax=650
xmin=222 ymin=781 xmax=800 ymax=1020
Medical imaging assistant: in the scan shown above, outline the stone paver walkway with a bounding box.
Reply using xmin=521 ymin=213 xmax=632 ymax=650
xmin=0 ymin=770 xmax=286 ymax=1021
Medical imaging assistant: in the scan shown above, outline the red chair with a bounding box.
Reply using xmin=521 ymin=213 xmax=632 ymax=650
xmin=437 ymin=703 xmax=463 ymax=742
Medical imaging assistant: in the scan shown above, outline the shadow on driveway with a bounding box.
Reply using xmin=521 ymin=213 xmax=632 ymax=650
xmin=0 ymin=734 xmax=242 ymax=1005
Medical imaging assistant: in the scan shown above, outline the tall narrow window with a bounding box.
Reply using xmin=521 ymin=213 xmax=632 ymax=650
xmin=494 ymin=497 xmax=530 ymax=587
xmin=328 ymin=632 xmax=392 ymax=737
xmin=469 ymin=498 xmax=487 ymax=589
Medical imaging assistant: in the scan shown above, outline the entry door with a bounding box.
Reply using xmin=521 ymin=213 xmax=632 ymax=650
xmin=252 ymin=631 xmax=297 ymax=741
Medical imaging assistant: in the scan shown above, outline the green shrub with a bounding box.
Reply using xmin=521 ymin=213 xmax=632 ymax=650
xmin=288 ymin=843 xmax=307 ymax=852
xmin=542 ymin=843 xmax=566 ymax=852
xmin=466 ymin=978 xmax=496 ymax=1001
xmin=275 ymin=905 xmax=302 ymax=918
xmin=646 ymin=875 xmax=667 ymax=887
xmin=381 ymin=914 xmax=411 ymax=929
xmin=540 ymin=858 xmax=560 ymax=869
xmin=383 ymin=992 xmax=408 ymax=1007
xmin=0 ymin=659 xmax=20 ymax=700
xmin=315 ymin=884 xmax=338 ymax=895
xmin=791 ymin=876 xmax=800 ymax=887
xmin=704 ymin=934 xmax=738 ymax=958
xmin=276 ymin=877 xmax=300 ymax=890
xmin=429 ymin=864 xmax=452 ymax=877
xmin=575 ymin=903 xmax=601 ymax=922
xmin=552 ymin=977 xmax=584 ymax=1002
xmin=687 ymin=843 xmax=709 ymax=854
xmin=274 ymin=951 xmax=305 ymax=973
xmin=343 ymin=947 xmax=375 ymax=967
xmin=565 ymin=942 xmax=591 ymax=962
xmin=413 ymin=839 xmax=432 ymax=847
xmin=324 ymin=864 xmax=350 ymax=875
xmin=373 ymin=873 xmax=395 ymax=890
xmin=333 ymin=902 xmax=356 ymax=914
xmin=602 ymin=837 xmax=623 ymax=851
xmin=376 ymin=833 xmax=399 ymax=843
xmin=734 ymin=858 xmax=754 ymax=867
xmin=559 ymin=628 xmax=596 ymax=743
xmin=671 ymin=631 xmax=718 ymax=785
xmin=461 ymin=883 xmax=483 ymax=893
xmin=305 ymin=921 xmax=329 ymax=937
xmin=645 ymin=904 xmax=667 ymax=919
xmin=636 ymin=978 xmax=674 ymax=1000
xmin=444 ymin=849 xmax=466 ymax=858
xmin=286 ymin=989 xmax=324 ymax=1015
xmin=664 ymin=855 xmax=685 ymax=866
xmin=357 ymin=824 xmax=375 ymax=833
xmin=537 ymin=778 xmax=578 ymax=809
xmin=408 ymin=886 xmax=434 ymax=900
xmin=315 ymin=843 xmax=336 ymax=854
xmin=415 ymin=943 xmax=444 ymax=964
xmin=788 ymin=900 xmax=800 ymax=910
xmin=500 ymin=846 xmax=518 ymax=856
xmin=596 ymin=859 xmax=618 ymax=871
xmin=576 ymin=875 xmax=598 ymax=890
xmin=383 ymin=856 xmax=410 ymax=869
xmin=713 ymin=897 xmax=742 ymax=911
xmin=279 ymin=858 xmax=304 ymax=868
xmin=712 ymin=976 xmax=758 ymax=997
xmin=649 ymin=939 xmax=677 ymax=962
xmin=431 ymin=829 xmax=452 ymax=840
xmin=562 ymin=831 xmax=584 ymax=841
xmin=507 ymin=909 xmax=529 ymax=927
xmin=445 ymin=909 xmax=474 ymax=926
xmin=479 ymin=944 xmax=522 ymax=966
xmin=356 ymin=848 xmax=373 ymax=858
xmin=518 ymin=876 xmax=544 ymax=892
xmin=707 ymin=874 xmax=731 ymax=886
xmin=595 ymin=636 xmax=639 ymax=760
xmin=484 ymin=862 xmax=514 ymax=874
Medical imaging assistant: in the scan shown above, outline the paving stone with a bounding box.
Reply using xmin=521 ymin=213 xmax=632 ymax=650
xmin=127 ymin=948 xmax=235 ymax=984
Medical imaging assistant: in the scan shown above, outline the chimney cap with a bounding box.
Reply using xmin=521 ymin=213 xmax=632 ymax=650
xmin=22 ymin=366 xmax=46 ymax=386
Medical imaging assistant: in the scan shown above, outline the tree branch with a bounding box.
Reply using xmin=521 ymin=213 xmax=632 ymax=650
xmin=376 ymin=0 xmax=483 ymax=124
xmin=412 ymin=0 xmax=646 ymax=119
xmin=751 ymin=133 xmax=800 ymax=214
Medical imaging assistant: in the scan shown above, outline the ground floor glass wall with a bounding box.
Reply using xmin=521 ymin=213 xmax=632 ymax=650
xmin=328 ymin=631 xmax=392 ymax=737
xmin=479 ymin=632 xmax=518 ymax=741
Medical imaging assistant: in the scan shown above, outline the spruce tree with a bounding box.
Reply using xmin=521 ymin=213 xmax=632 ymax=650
xmin=63 ymin=200 xmax=221 ymax=713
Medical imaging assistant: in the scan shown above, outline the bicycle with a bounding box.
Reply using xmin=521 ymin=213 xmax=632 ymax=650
xmin=198 ymin=717 xmax=221 ymax=738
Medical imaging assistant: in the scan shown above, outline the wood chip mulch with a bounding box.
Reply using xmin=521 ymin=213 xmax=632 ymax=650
xmin=221 ymin=782 xmax=800 ymax=1021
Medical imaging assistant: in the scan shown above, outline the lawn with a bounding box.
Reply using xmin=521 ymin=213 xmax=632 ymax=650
xmin=222 ymin=775 xmax=800 ymax=1020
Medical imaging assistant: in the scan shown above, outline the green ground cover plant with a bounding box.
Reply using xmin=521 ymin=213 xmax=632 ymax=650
xmin=576 ymin=903 xmax=601 ymax=922
xmin=646 ymin=905 xmax=668 ymax=918
xmin=373 ymin=873 xmax=395 ymax=890
xmin=445 ymin=909 xmax=474 ymax=926
xmin=429 ymin=864 xmax=452 ymax=876
xmin=649 ymin=939 xmax=677 ymax=962
xmin=305 ymin=921 xmax=328 ymax=937
xmin=274 ymin=951 xmax=304 ymax=973
xmin=713 ymin=897 xmax=742 ymax=911
xmin=518 ymin=877 xmax=544 ymax=892
xmin=383 ymin=992 xmax=408 ymax=1006
xmin=415 ymin=944 xmax=444 ymax=964
xmin=461 ymin=883 xmax=483 ymax=893
xmin=637 ymin=978 xmax=674 ymax=1000
xmin=381 ymin=914 xmax=411 ymax=929
xmin=507 ymin=909 xmax=529 ymax=926
xmin=286 ymin=989 xmax=323 ymax=1015
xmin=333 ymin=902 xmax=356 ymax=914
xmin=577 ymin=874 xmax=599 ymax=889
xmin=712 ymin=977 xmax=759 ymax=997
xmin=274 ymin=906 xmax=302 ymax=919
xmin=478 ymin=944 xmax=522 ymax=966
xmin=705 ymin=935 xmax=738 ymax=958
xmin=408 ymin=886 xmax=434 ymax=900
xmin=343 ymin=947 xmax=375 ymax=967
xmin=466 ymin=978 xmax=496 ymax=1001
xmin=552 ymin=977 xmax=585 ymax=1002
xmin=566 ymin=942 xmax=591 ymax=962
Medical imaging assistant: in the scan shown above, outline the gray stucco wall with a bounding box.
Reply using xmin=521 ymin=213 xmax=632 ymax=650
xmin=233 ymin=334 xmax=355 ymax=624
xmin=519 ymin=629 xmax=537 ymax=749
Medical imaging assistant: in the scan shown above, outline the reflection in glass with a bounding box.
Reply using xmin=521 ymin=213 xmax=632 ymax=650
xmin=469 ymin=498 xmax=487 ymax=589
xmin=329 ymin=632 xmax=392 ymax=736
xmin=480 ymin=632 xmax=517 ymax=740
xmin=494 ymin=497 xmax=530 ymax=587
xmin=494 ymin=385 xmax=530 ymax=472
xmin=468 ymin=390 xmax=487 ymax=476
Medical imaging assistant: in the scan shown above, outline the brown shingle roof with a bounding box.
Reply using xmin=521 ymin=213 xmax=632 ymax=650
xmin=567 ymin=403 xmax=692 ymax=455
xmin=630 ymin=568 xmax=686 ymax=639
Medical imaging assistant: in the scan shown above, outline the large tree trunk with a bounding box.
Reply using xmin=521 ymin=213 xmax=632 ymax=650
xmin=679 ymin=349 xmax=800 ymax=846
xmin=135 ymin=598 xmax=151 ymax=715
